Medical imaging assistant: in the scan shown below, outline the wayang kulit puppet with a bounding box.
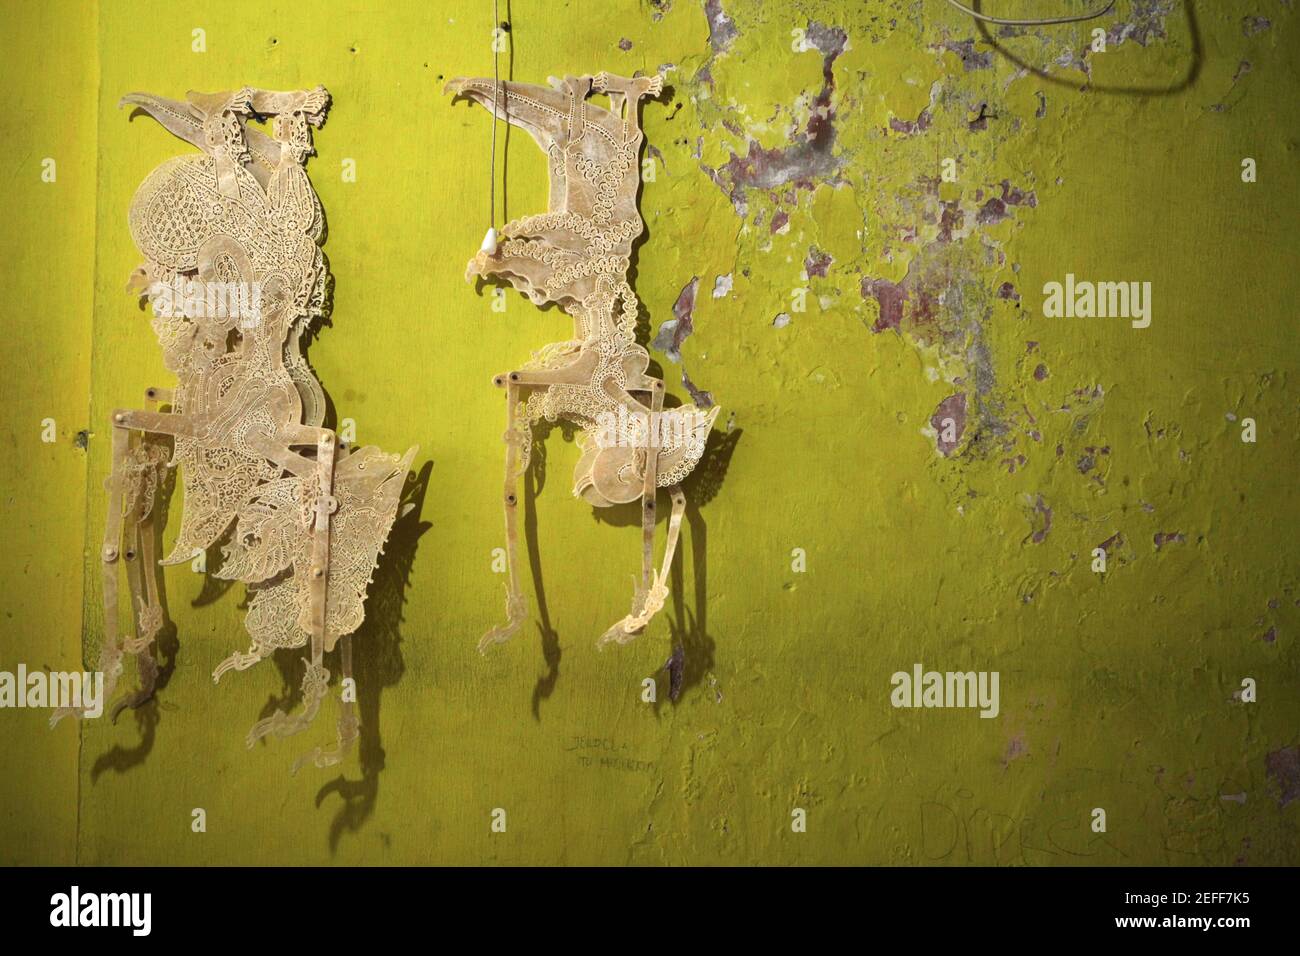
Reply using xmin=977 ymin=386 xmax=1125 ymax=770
xmin=446 ymin=72 xmax=718 ymax=651
xmin=53 ymin=87 xmax=416 ymax=772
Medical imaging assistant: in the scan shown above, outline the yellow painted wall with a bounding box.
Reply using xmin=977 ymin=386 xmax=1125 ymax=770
xmin=1 ymin=0 xmax=1297 ymax=865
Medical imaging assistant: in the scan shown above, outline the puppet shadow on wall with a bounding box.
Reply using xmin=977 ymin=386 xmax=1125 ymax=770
xmin=310 ymin=461 xmax=431 ymax=853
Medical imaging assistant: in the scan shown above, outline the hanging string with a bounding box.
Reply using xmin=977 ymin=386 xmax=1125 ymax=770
xmin=482 ymin=0 xmax=502 ymax=254
xmin=944 ymin=0 xmax=1114 ymax=26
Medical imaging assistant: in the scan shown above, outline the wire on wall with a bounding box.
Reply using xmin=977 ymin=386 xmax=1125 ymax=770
xmin=943 ymin=0 xmax=1115 ymax=27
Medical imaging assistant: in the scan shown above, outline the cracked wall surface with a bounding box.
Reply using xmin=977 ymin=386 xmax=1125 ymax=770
xmin=0 ymin=0 xmax=1297 ymax=865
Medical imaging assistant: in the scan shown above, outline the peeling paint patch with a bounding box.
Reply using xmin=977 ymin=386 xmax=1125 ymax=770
xmin=704 ymin=0 xmax=738 ymax=54
xmin=889 ymin=107 xmax=932 ymax=136
xmin=1261 ymin=626 xmax=1277 ymax=644
xmin=653 ymin=277 xmax=713 ymax=408
xmin=936 ymin=200 xmax=963 ymax=242
xmin=860 ymin=204 xmax=1024 ymax=450
xmin=618 ymin=37 xmax=633 ymax=52
xmin=1077 ymin=445 xmax=1109 ymax=475
xmin=1242 ymin=15 xmax=1272 ymax=36
xmin=977 ymin=180 xmax=1038 ymax=226
xmin=682 ymin=370 xmax=713 ymax=409
xmin=931 ymin=393 xmax=966 ymax=457
xmin=977 ymin=196 xmax=1010 ymax=226
xmin=653 ymin=275 xmax=699 ymax=362
xmin=1027 ymin=494 xmax=1052 ymax=544
xmin=861 ymin=276 xmax=907 ymax=333
xmin=646 ymin=144 xmax=667 ymax=173
xmin=1153 ymin=531 xmax=1185 ymax=550
xmin=998 ymin=181 xmax=1037 ymax=209
xmin=701 ymin=21 xmax=847 ymax=214
xmin=662 ymin=644 xmax=685 ymax=702
xmin=772 ymin=312 xmax=791 ymax=329
xmin=1265 ymin=746 xmax=1300 ymax=808
xmin=1096 ymin=0 xmax=1177 ymax=53
xmin=712 ymin=273 xmax=732 ymax=298
xmin=935 ymin=38 xmax=993 ymax=72
xmin=804 ymin=245 xmax=833 ymax=278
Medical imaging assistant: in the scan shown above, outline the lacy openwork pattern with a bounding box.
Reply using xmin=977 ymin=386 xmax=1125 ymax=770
xmin=52 ymin=87 xmax=416 ymax=773
xmin=446 ymin=71 xmax=718 ymax=650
